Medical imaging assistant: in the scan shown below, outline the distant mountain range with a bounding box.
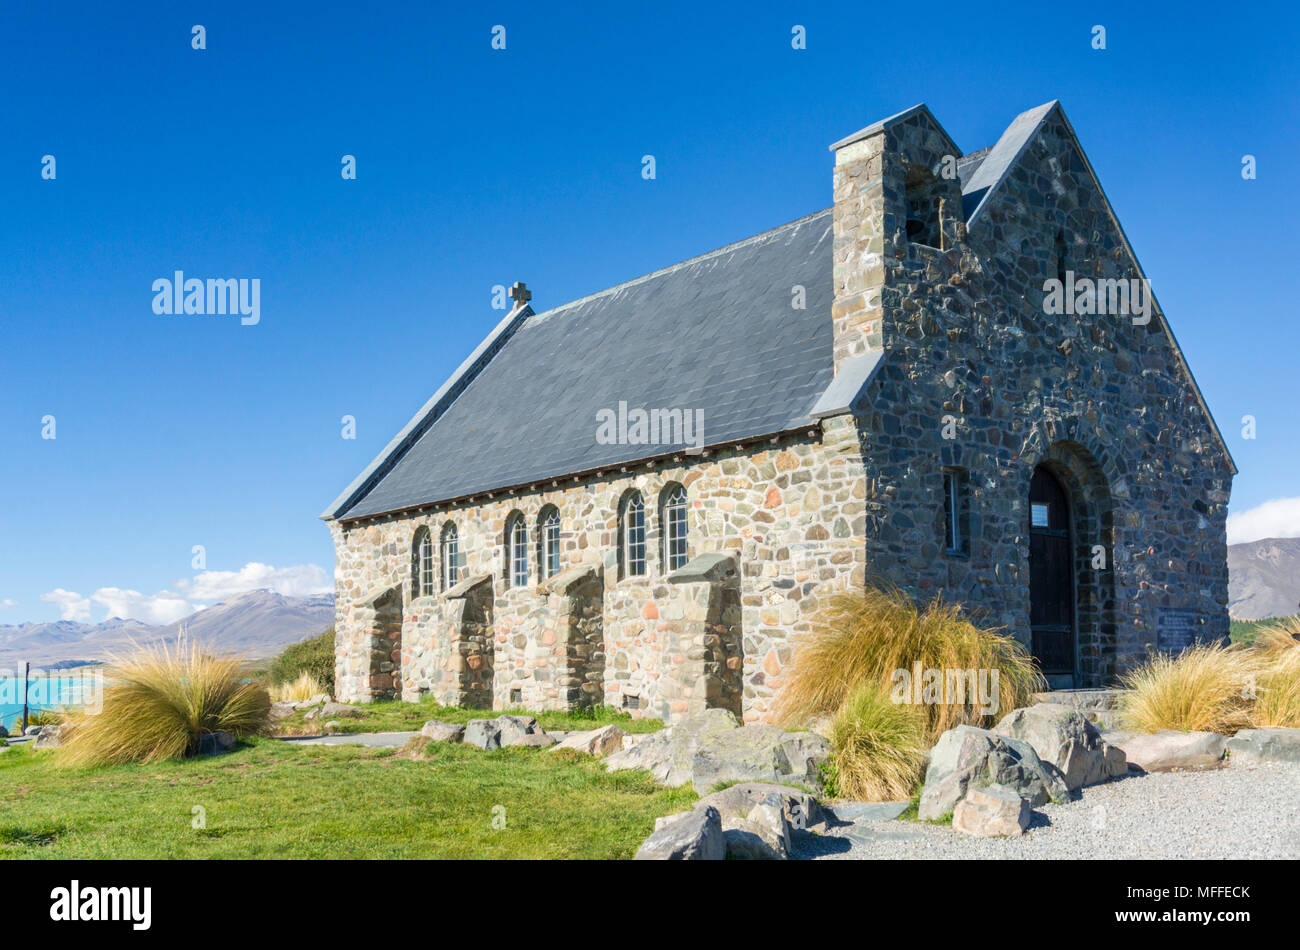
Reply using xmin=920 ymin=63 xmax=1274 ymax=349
xmin=0 ymin=589 xmax=334 ymax=670
xmin=1229 ymin=538 xmax=1300 ymax=620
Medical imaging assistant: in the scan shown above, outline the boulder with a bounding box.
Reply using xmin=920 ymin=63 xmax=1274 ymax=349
xmin=692 ymin=782 xmax=824 ymax=832
xmin=722 ymin=803 xmax=791 ymax=860
xmin=952 ymin=783 xmax=1031 ymax=838
xmin=195 ymin=731 xmax=236 ymax=756
xmin=919 ymin=725 xmax=1069 ymax=820
xmin=305 ymin=693 xmax=331 ymax=705
xmin=25 ymin=725 xmax=44 ymax=736
xmin=464 ymin=715 xmax=544 ymax=750
xmin=509 ymin=732 xmax=558 ymax=748
xmin=269 ymin=702 xmax=298 ymax=721
xmin=464 ymin=719 xmax=502 ymax=749
xmin=32 ymin=725 xmax=63 ymax=750
xmin=319 ymin=702 xmax=365 ymax=719
xmin=0 ymin=724 xmax=8 ymax=739
xmin=1226 ymin=728 xmax=1300 ymax=765
xmin=605 ymin=709 xmax=830 ymax=793
xmin=994 ymin=703 xmax=1127 ymax=790
xmin=550 ymin=724 xmax=628 ymax=756
xmin=323 ymin=720 xmax=344 ymax=734
xmin=1118 ymin=730 xmax=1226 ymax=772
xmin=420 ymin=720 xmax=465 ymax=743
xmin=634 ymin=806 xmax=726 ymax=860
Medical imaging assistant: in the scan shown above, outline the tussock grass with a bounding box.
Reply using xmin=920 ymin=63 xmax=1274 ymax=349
xmin=827 ymin=683 xmax=929 ymax=801
xmin=1117 ymin=644 xmax=1261 ymax=734
xmin=58 ymin=639 xmax=271 ymax=767
xmin=268 ymin=672 xmax=324 ymax=703
xmin=1254 ymin=616 xmax=1300 ymax=657
xmin=774 ymin=585 xmax=1044 ymax=742
xmin=1251 ymin=647 xmax=1300 ymax=728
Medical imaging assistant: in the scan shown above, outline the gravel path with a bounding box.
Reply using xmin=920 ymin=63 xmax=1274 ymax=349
xmin=797 ymin=761 xmax=1300 ymax=860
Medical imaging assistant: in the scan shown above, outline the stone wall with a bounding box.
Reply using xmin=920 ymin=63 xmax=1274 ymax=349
xmin=831 ymin=106 xmax=1232 ymax=684
xmin=330 ymin=423 xmax=868 ymax=722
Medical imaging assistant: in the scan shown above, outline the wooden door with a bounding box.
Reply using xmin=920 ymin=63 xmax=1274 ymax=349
xmin=1029 ymin=466 xmax=1075 ymax=676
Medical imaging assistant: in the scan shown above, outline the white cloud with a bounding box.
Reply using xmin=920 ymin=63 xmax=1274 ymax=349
xmin=90 ymin=588 xmax=195 ymax=625
xmin=39 ymin=562 xmax=331 ymax=625
xmin=1227 ymin=497 xmax=1300 ymax=545
xmin=41 ymin=588 xmax=92 ymax=622
xmin=174 ymin=562 xmax=331 ymax=601
xmin=0 ymin=599 xmax=15 ymax=608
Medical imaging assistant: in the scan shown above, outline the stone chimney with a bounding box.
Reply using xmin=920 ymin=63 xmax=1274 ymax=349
xmin=829 ymin=104 xmax=964 ymax=373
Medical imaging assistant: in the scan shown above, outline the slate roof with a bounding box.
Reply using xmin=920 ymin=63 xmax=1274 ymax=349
xmin=326 ymin=99 xmax=1235 ymax=521
xmin=333 ymin=209 xmax=839 ymax=520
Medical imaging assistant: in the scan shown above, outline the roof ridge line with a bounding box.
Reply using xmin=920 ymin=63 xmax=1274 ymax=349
xmin=527 ymin=207 xmax=833 ymax=325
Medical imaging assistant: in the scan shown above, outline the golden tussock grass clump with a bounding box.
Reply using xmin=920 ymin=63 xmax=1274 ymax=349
xmin=58 ymin=638 xmax=271 ymax=767
xmin=773 ymin=585 xmax=1044 ymax=743
xmin=268 ymin=671 xmax=324 ymax=703
xmin=827 ymin=683 xmax=929 ymax=801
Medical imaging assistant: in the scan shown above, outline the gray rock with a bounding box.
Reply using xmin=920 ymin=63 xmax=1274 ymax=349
xmin=1118 ymin=730 xmax=1226 ymax=772
xmin=1226 ymin=728 xmax=1300 ymax=765
xmin=605 ymin=709 xmax=829 ymax=793
xmin=195 ymin=731 xmax=236 ymax=755
xmin=952 ymin=783 xmax=1031 ymax=837
xmin=550 ymin=724 xmax=627 ymax=756
xmin=305 ymin=693 xmax=331 ymax=705
xmin=323 ymin=720 xmax=344 ymax=734
xmin=420 ymin=720 xmax=465 ymax=743
xmin=319 ymin=702 xmax=365 ymax=719
xmin=496 ymin=714 xmax=540 ymax=746
xmin=464 ymin=719 xmax=503 ymax=749
xmin=24 ymin=725 xmax=44 ymax=736
xmin=0 ymin=724 xmax=8 ymax=739
xmin=634 ymin=806 xmax=726 ymax=860
xmin=994 ymin=702 xmax=1127 ymax=790
xmin=692 ymin=781 xmax=824 ymax=832
xmin=508 ymin=732 xmax=558 ymax=748
xmin=32 ymin=725 xmax=63 ymax=749
xmin=919 ymin=725 xmax=1069 ymax=820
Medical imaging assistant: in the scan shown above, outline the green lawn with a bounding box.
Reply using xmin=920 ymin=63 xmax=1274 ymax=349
xmin=0 ymin=738 xmax=694 ymax=859
xmin=274 ymin=694 xmax=666 ymax=737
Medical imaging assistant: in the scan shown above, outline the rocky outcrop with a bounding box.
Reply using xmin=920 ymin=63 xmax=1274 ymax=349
xmin=919 ymin=725 xmax=1069 ymax=820
xmin=1226 ymin=728 xmax=1300 ymax=765
xmin=1117 ymin=730 xmax=1226 ymax=772
xmin=952 ymin=783 xmax=1031 ymax=838
xmin=605 ymin=708 xmax=829 ymax=793
xmin=634 ymin=806 xmax=726 ymax=860
xmin=994 ymin=703 xmax=1127 ymax=790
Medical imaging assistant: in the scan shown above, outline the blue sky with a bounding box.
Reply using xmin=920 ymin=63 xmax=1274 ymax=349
xmin=2 ymin=1 xmax=1296 ymax=624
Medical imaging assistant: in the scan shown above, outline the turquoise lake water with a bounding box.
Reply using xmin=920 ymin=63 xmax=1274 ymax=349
xmin=0 ymin=672 xmax=103 ymax=730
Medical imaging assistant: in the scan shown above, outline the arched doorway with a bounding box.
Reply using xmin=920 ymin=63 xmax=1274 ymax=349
xmin=1029 ymin=465 xmax=1076 ymax=687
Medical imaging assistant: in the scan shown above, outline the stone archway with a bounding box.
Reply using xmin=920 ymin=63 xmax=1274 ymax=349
xmin=1030 ymin=439 xmax=1118 ymax=687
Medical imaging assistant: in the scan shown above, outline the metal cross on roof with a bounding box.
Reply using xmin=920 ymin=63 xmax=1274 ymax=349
xmin=508 ymin=281 xmax=531 ymax=305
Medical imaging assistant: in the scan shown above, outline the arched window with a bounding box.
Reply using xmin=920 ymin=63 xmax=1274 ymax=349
xmin=505 ymin=512 xmax=528 ymax=588
xmin=538 ymin=506 xmax=561 ymax=580
xmin=413 ymin=527 xmax=434 ymax=598
xmin=440 ymin=522 xmax=459 ymax=591
xmin=660 ymin=483 xmax=688 ymax=572
xmin=619 ymin=490 xmax=646 ymax=578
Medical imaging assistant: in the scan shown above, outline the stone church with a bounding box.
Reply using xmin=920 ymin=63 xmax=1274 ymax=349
xmin=322 ymin=101 xmax=1234 ymax=723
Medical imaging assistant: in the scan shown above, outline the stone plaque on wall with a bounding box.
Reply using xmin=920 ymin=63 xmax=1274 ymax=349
xmin=1155 ymin=608 xmax=1205 ymax=654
